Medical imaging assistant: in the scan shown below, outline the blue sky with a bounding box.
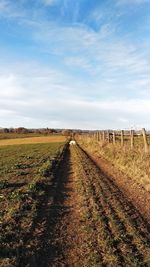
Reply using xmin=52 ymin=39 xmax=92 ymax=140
xmin=0 ymin=0 xmax=150 ymax=129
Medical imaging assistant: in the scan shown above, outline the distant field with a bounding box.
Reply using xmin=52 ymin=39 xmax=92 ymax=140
xmin=0 ymin=132 xmax=41 ymax=140
xmin=0 ymin=135 xmax=66 ymax=146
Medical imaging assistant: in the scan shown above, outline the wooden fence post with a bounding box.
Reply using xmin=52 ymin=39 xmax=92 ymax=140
xmin=141 ymin=128 xmax=148 ymax=153
xmin=113 ymin=131 xmax=116 ymax=145
xmin=121 ymin=130 xmax=124 ymax=146
xmin=100 ymin=132 xmax=102 ymax=141
xmin=102 ymin=131 xmax=105 ymax=142
xmin=96 ymin=132 xmax=98 ymax=141
xmin=107 ymin=131 xmax=110 ymax=143
xmin=130 ymin=130 xmax=134 ymax=149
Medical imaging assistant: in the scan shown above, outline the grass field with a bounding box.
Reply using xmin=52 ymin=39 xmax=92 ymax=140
xmin=0 ymin=141 xmax=67 ymax=267
xmin=0 ymin=135 xmax=66 ymax=146
xmin=0 ymin=133 xmax=42 ymax=140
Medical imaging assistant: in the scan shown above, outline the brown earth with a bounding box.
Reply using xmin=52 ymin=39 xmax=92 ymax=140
xmin=15 ymin=145 xmax=150 ymax=267
xmin=19 ymin=147 xmax=86 ymax=267
xmin=80 ymin=145 xmax=150 ymax=223
xmin=40 ymin=148 xmax=86 ymax=266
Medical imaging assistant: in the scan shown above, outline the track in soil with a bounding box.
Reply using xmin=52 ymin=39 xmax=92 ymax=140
xmin=22 ymin=144 xmax=150 ymax=267
xmin=73 ymin=144 xmax=150 ymax=267
xmin=22 ymin=146 xmax=85 ymax=267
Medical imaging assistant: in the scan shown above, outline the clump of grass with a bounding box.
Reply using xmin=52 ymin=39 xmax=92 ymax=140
xmin=38 ymin=160 xmax=53 ymax=177
xmin=0 ymin=180 xmax=9 ymax=189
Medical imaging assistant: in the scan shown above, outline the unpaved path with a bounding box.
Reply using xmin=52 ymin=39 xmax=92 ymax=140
xmin=73 ymin=145 xmax=150 ymax=266
xmin=41 ymin=147 xmax=85 ymax=266
xmin=23 ymin=146 xmax=86 ymax=267
xmin=21 ymin=145 xmax=150 ymax=267
xmin=79 ymin=144 xmax=150 ymax=222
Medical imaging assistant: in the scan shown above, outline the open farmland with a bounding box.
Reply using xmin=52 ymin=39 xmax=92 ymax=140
xmin=1 ymin=0 xmax=150 ymax=266
xmin=0 ymin=133 xmax=42 ymax=140
xmin=0 ymin=137 xmax=150 ymax=267
xmin=0 ymin=135 xmax=66 ymax=146
xmin=0 ymin=141 xmax=67 ymax=267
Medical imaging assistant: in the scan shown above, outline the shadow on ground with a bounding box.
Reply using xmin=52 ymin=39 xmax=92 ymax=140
xmin=19 ymin=148 xmax=72 ymax=267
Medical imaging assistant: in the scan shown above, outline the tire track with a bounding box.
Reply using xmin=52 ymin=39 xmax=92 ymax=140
xmin=73 ymin=144 xmax=150 ymax=266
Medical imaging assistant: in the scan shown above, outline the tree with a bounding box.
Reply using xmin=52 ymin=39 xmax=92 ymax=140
xmin=15 ymin=127 xmax=29 ymax=134
xmin=62 ymin=129 xmax=73 ymax=137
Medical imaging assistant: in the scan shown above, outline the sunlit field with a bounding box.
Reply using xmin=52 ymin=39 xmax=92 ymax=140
xmin=0 ymin=135 xmax=66 ymax=146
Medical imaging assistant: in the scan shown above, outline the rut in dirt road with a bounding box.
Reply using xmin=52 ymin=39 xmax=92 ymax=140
xmin=73 ymin=144 xmax=150 ymax=267
xmin=28 ymin=146 xmax=86 ymax=267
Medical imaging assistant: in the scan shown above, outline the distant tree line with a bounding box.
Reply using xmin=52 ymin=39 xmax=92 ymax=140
xmin=0 ymin=127 xmax=87 ymax=137
xmin=0 ymin=127 xmax=58 ymax=134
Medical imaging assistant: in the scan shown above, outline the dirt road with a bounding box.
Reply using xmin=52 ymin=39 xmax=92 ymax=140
xmin=22 ymin=144 xmax=150 ymax=267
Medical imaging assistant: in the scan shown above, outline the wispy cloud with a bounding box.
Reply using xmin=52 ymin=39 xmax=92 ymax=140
xmin=0 ymin=57 xmax=150 ymax=129
xmin=117 ymin=0 xmax=150 ymax=5
xmin=0 ymin=0 xmax=24 ymax=18
xmin=0 ymin=0 xmax=150 ymax=129
xmin=30 ymin=19 xmax=150 ymax=80
xmin=41 ymin=0 xmax=57 ymax=6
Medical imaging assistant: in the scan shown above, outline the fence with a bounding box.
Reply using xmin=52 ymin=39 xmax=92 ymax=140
xmin=77 ymin=128 xmax=150 ymax=153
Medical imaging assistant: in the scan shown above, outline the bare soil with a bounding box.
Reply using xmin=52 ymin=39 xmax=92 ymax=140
xmin=73 ymin=145 xmax=150 ymax=266
xmin=19 ymin=147 xmax=86 ymax=267
xmin=15 ymin=145 xmax=150 ymax=266
xmin=80 ymin=145 xmax=150 ymax=222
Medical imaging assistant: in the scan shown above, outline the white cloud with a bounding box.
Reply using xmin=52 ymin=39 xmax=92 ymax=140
xmin=30 ymin=20 xmax=150 ymax=79
xmin=64 ymin=56 xmax=93 ymax=73
xmin=0 ymin=74 xmax=24 ymax=98
xmin=0 ymin=0 xmax=24 ymax=18
xmin=42 ymin=0 xmax=57 ymax=6
xmin=0 ymin=1 xmax=150 ymax=129
xmin=116 ymin=0 xmax=150 ymax=5
xmin=0 ymin=59 xmax=150 ymax=130
xmin=1 ymin=2 xmax=149 ymax=77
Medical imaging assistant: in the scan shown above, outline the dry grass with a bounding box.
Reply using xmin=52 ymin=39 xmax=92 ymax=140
xmin=78 ymin=138 xmax=150 ymax=193
xmin=0 ymin=135 xmax=66 ymax=146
